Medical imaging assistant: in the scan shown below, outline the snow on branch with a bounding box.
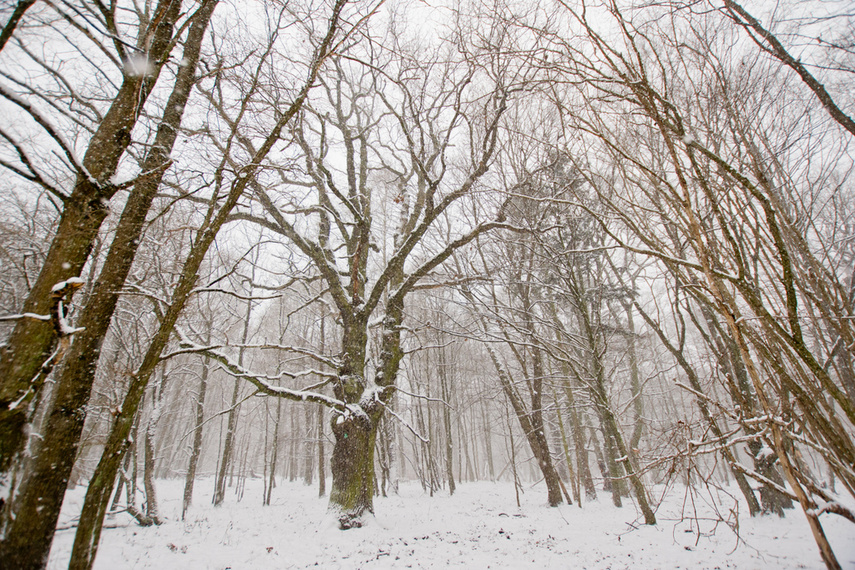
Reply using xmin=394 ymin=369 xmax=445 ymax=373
xmin=189 ymin=287 xmax=286 ymax=301
xmin=731 ymin=463 xmax=798 ymax=501
xmin=7 ymin=279 xmax=85 ymax=412
xmin=122 ymin=283 xmax=170 ymax=310
xmin=807 ymin=502 xmax=855 ymax=524
xmin=51 ymin=278 xmax=86 ymax=336
xmin=673 ymin=380 xmax=736 ymax=418
xmin=379 ymin=400 xmax=429 ymax=444
xmin=386 ymin=221 xmax=527 ymax=309
xmin=395 ymin=385 xmax=455 ymax=409
xmin=163 ymin=336 xmax=340 ymax=371
xmin=0 ymin=313 xmax=51 ymax=322
xmin=172 ymin=327 xmax=344 ymax=410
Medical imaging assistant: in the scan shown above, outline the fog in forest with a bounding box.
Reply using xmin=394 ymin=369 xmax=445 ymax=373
xmin=0 ymin=0 xmax=853 ymax=567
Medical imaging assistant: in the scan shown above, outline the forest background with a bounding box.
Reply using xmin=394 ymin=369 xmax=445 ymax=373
xmin=0 ymin=0 xmax=853 ymax=568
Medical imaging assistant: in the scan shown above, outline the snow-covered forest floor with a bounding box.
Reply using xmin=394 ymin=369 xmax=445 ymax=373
xmin=47 ymin=478 xmax=854 ymax=569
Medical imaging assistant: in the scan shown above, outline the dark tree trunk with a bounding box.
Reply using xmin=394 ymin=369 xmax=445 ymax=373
xmin=0 ymin=0 xmax=37 ymax=51
xmin=329 ymin=413 xmax=379 ymax=529
xmin=483 ymin=342 xmax=564 ymax=506
xmin=62 ymin=4 xmax=339 ymax=554
xmin=0 ymin=5 xmax=217 ymax=565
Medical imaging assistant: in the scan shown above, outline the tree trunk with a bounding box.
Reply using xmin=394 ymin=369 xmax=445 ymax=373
xmin=376 ymin=415 xmax=390 ymax=497
xmin=213 ymin=378 xmax=242 ymax=505
xmin=597 ymin=414 xmax=623 ymax=505
xmin=182 ymin=353 xmax=210 ymax=519
xmin=329 ymin=413 xmax=379 ymax=529
xmin=317 ymin=312 xmax=327 ymax=498
xmin=603 ymin=404 xmax=656 ymax=525
xmin=625 ymin=304 xmax=644 ymax=454
xmin=0 ymin=5 xmax=216 ymax=566
xmin=484 ymin=342 xmax=564 ymax=506
xmin=636 ymin=301 xmax=763 ymax=516
xmin=303 ymin=404 xmax=315 ymax=485
xmin=317 ymin=404 xmax=326 ymax=497
xmin=554 ymin=388 xmax=580 ymax=505
xmin=215 ymin=293 xmax=254 ymax=504
xmin=288 ymin=408 xmax=299 ymax=482
xmin=0 ymin=0 xmax=37 ymax=52
xmin=263 ymin=397 xmax=281 ymax=506
xmin=439 ymin=354 xmax=455 ymax=496
xmin=480 ymin=398 xmax=495 ymax=480
xmin=702 ymin=306 xmax=793 ymax=514
xmin=143 ymin=419 xmax=160 ymax=524
xmin=549 ymin=303 xmax=596 ymax=500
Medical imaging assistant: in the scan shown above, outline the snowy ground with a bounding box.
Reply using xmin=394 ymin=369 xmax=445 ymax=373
xmin=48 ymin=478 xmax=854 ymax=569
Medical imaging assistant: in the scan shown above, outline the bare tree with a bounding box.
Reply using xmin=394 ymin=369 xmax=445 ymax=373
xmin=531 ymin=1 xmax=855 ymax=565
xmin=179 ymin=13 xmax=528 ymax=527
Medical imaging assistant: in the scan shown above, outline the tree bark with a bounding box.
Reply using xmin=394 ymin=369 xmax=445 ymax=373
xmin=0 ymin=3 xmax=217 ymax=564
xmin=214 ymin=294 xmax=253 ymax=504
xmin=483 ymin=341 xmax=564 ymax=506
xmin=142 ymin=415 xmax=161 ymax=524
xmin=303 ymin=404 xmax=315 ymax=485
xmin=213 ymin=377 xmax=242 ymax=504
xmin=317 ymin=311 xmax=327 ymax=497
xmin=264 ymin=397 xmax=282 ymax=506
xmin=439 ymin=349 xmax=456 ymax=496
xmin=329 ymin=412 xmax=379 ymax=528
xmin=317 ymin=403 xmax=326 ymax=497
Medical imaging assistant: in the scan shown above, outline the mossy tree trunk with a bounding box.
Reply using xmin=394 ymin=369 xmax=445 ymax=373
xmin=327 ymin=316 xmax=384 ymax=527
xmin=329 ymin=410 xmax=381 ymax=528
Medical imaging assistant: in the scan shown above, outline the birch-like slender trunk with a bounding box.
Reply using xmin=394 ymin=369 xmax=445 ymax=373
xmin=182 ymin=350 xmax=211 ymax=519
